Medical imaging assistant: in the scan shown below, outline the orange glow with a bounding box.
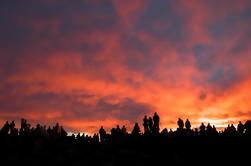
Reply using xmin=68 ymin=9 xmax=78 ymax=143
xmin=0 ymin=0 xmax=251 ymax=133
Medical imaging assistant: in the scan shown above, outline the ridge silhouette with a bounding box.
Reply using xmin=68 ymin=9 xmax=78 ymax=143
xmin=1 ymin=112 xmax=251 ymax=165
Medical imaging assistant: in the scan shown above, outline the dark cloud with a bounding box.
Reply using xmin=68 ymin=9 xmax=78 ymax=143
xmin=210 ymin=6 xmax=251 ymax=38
xmin=0 ymin=82 xmax=153 ymax=122
xmin=121 ymin=37 xmax=158 ymax=74
xmin=113 ymin=98 xmax=152 ymax=120
xmin=235 ymin=111 xmax=251 ymax=118
xmin=208 ymin=66 xmax=242 ymax=91
xmin=193 ymin=44 xmax=244 ymax=91
xmin=136 ymin=0 xmax=188 ymax=42
xmin=199 ymin=91 xmax=207 ymax=101
xmin=96 ymin=97 xmax=153 ymax=121
xmin=0 ymin=0 xmax=118 ymax=53
xmin=193 ymin=44 xmax=214 ymax=71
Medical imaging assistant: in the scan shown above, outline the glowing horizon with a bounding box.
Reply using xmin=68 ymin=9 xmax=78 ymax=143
xmin=1 ymin=0 xmax=251 ymax=134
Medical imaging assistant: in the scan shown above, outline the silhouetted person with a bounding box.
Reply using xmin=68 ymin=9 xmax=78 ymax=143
xmin=185 ymin=119 xmax=191 ymax=130
xmin=153 ymin=112 xmax=160 ymax=124
xmin=244 ymin=120 xmax=251 ymax=135
xmin=143 ymin=115 xmax=149 ymax=134
xmin=12 ymin=128 xmax=18 ymax=136
xmin=199 ymin=123 xmax=206 ymax=135
xmin=225 ymin=124 xmax=230 ymax=132
xmin=21 ymin=118 xmax=25 ymax=129
xmin=148 ymin=117 xmax=153 ymax=132
xmin=228 ymin=124 xmax=237 ymax=136
xmin=53 ymin=122 xmax=60 ymax=135
xmin=93 ymin=133 xmax=99 ymax=144
xmin=60 ymin=126 xmax=67 ymax=137
xmin=111 ymin=128 xmax=116 ymax=137
xmin=116 ymin=125 xmax=122 ymax=134
xmin=212 ymin=125 xmax=218 ymax=135
xmin=121 ymin=125 xmax=127 ymax=136
xmin=71 ymin=134 xmax=75 ymax=139
xmin=4 ymin=113 xmax=251 ymax=165
xmin=206 ymin=123 xmax=212 ymax=130
xmin=177 ymin=118 xmax=184 ymax=130
xmin=153 ymin=112 xmax=160 ymax=133
xmin=161 ymin=128 xmax=168 ymax=136
xmin=77 ymin=133 xmax=81 ymax=140
xmin=131 ymin=123 xmax=140 ymax=136
xmin=206 ymin=123 xmax=215 ymax=136
xmin=9 ymin=121 xmax=16 ymax=135
xmin=194 ymin=128 xmax=199 ymax=136
xmin=114 ymin=125 xmax=123 ymax=140
xmin=1 ymin=121 xmax=10 ymax=135
xmin=20 ymin=119 xmax=31 ymax=136
xmin=237 ymin=121 xmax=244 ymax=134
xmin=20 ymin=119 xmax=26 ymax=135
xmin=47 ymin=126 xmax=52 ymax=135
xmin=99 ymin=126 xmax=106 ymax=143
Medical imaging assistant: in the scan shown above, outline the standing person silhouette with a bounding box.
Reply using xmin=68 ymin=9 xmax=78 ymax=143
xmin=1 ymin=121 xmax=10 ymax=135
xmin=148 ymin=117 xmax=153 ymax=133
xmin=185 ymin=119 xmax=191 ymax=130
xmin=143 ymin=115 xmax=149 ymax=134
xmin=177 ymin=118 xmax=184 ymax=130
xmin=99 ymin=126 xmax=106 ymax=143
xmin=237 ymin=121 xmax=244 ymax=134
xmin=132 ymin=123 xmax=140 ymax=136
xmin=153 ymin=112 xmax=160 ymax=134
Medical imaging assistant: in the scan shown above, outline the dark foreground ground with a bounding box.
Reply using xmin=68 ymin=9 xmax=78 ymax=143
xmin=1 ymin=115 xmax=250 ymax=165
xmin=1 ymin=134 xmax=250 ymax=166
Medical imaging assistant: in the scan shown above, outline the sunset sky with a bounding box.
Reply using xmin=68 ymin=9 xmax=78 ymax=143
xmin=1 ymin=0 xmax=251 ymax=133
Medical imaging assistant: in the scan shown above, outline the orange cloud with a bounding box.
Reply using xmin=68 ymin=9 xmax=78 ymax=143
xmin=1 ymin=0 xmax=251 ymax=133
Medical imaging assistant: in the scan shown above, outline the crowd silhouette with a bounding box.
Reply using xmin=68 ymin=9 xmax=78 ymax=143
xmin=1 ymin=113 xmax=251 ymax=165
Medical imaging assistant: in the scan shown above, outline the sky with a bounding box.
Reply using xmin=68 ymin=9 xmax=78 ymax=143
xmin=1 ymin=0 xmax=251 ymax=133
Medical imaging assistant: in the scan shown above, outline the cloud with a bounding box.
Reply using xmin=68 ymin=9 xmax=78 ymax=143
xmin=112 ymin=0 xmax=150 ymax=27
xmin=0 ymin=0 xmax=251 ymax=132
xmin=0 ymin=80 xmax=153 ymax=130
xmin=96 ymin=97 xmax=152 ymax=120
xmin=199 ymin=91 xmax=207 ymax=101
